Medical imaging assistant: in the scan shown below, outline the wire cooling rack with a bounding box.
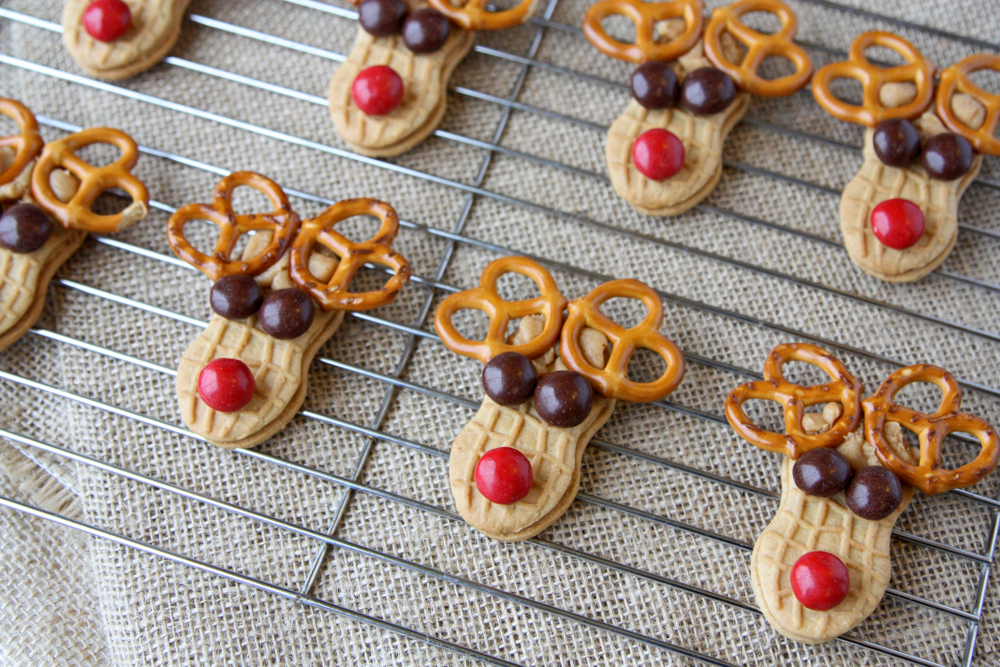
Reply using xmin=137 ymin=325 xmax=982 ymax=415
xmin=1 ymin=1 xmax=999 ymax=665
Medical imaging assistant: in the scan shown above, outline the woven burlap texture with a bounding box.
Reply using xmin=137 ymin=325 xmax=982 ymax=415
xmin=1 ymin=0 xmax=999 ymax=666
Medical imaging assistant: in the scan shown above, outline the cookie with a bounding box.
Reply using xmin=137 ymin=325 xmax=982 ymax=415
xmin=585 ymin=0 xmax=812 ymax=216
xmin=168 ymin=172 xmax=411 ymax=449
xmin=63 ymin=0 xmax=193 ymax=80
xmin=435 ymin=257 xmax=684 ymax=541
xmin=813 ymin=33 xmax=1000 ymax=282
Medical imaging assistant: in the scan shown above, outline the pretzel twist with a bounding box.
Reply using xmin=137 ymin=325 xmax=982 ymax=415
xmin=725 ymin=343 xmax=863 ymax=458
xmin=811 ymin=31 xmax=935 ymax=127
xmin=863 ymin=365 xmax=1000 ymax=495
xmin=427 ymin=0 xmax=537 ymax=31
xmin=583 ymin=0 xmax=704 ymax=64
xmin=703 ymin=0 xmax=812 ymax=97
xmin=289 ymin=198 xmax=410 ymax=312
xmin=560 ymin=279 xmax=684 ymax=402
xmin=166 ymin=172 xmax=300 ymax=282
xmin=30 ymin=128 xmax=149 ymax=234
xmin=434 ymin=256 xmax=567 ymax=363
xmin=936 ymin=54 xmax=1000 ymax=157
xmin=0 ymin=99 xmax=44 ymax=189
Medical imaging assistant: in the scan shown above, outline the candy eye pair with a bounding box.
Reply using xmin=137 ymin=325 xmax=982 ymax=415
xmin=872 ymin=118 xmax=974 ymax=180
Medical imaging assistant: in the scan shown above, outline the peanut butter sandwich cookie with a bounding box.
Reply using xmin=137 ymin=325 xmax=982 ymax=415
xmin=435 ymin=257 xmax=685 ymax=541
xmin=167 ymin=172 xmax=410 ymax=449
xmin=584 ymin=0 xmax=812 ymax=216
xmin=0 ymin=99 xmax=149 ymax=350
xmin=63 ymin=0 xmax=193 ymax=80
xmin=329 ymin=0 xmax=538 ymax=157
xmin=726 ymin=343 xmax=999 ymax=644
xmin=813 ymin=33 xmax=1000 ymax=282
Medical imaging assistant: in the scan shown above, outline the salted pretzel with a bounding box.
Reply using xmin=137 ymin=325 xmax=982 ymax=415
xmin=0 ymin=99 xmax=44 ymax=189
xmin=560 ymin=279 xmax=684 ymax=403
xmin=863 ymin=365 xmax=1000 ymax=495
xmin=583 ymin=0 xmax=704 ymax=64
xmin=725 ymin=343 xmax=863 ymax=458
xmin=434 ymin=256 xmax=568 ymax=363
xmin=427 ymin=0 xmax=537 ymax=31
xmin=30 ymin=128 xmax=149 ymax=234
xmin=166 ymin=172 xmax=301 ymax=282
xmin=702 ymin=0 xmax=812 ymax=97
xmin=936 ymin=54 xmax=1000 ymax=157
xmin=811 ymin=31 xmax=935 ymax=127
xmin=289 ymin=198 xmax=410 ymax=312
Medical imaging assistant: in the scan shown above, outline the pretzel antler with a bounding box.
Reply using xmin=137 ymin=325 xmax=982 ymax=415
xmin=30 ymin=128 xmax=149 ymax=234
xmin=289 ymin=198 xmax=410 ymax=312
xmin=434 ymin=256 xmax=567 ymax=363
xmin=703 ymin=0 xmax=812 ymax=97
xmin=166 ymin=172 xmax=301 ymax=282
xmin=0 ymin=99 xmax=44 ymax=190
xmin=811 ymin=31 xmax=935 ymax=127
xmin=863 ymin=365 xmax=1000 ymax=495
xmin=725 ymin=343 xmax=863 ymax=458
xmin=560 ymin=279 xmax=684 ymax=402
xmin=427 ymin=0 xmax=538 ymax=31
xmin=583 ymin=0 xmax=704 ymax=64
xmin=936 ymin=54 xmax=1000 ymax=157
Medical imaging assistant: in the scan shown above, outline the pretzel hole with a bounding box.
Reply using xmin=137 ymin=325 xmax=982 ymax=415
xmin=0 ymin=114 xmax=19 ymax=137
xmin=495 ymin=270 xmax=543 ymax=301
xmin=596 ymin=296 xmax=648 ymax=329
xmin=229 ymin=183 xmax=284 ymax=216
xmin=75 ymin=142 xmax=124 ymax=168
xmin=755 ymin=54 xmax=800 ymax=81
xmin=937 ymin=430 xmax=989 ymax=473
xmin=653 ymin=19 xmax=686 ymax=45
xmin=449 ymin=306 xmax=491 ymax=343
xmin=737 ymin=11 xmax=781 ymax=34
xmin=483 ymin=0 xmax=525 ymax=11
xmin=741 ymin=398 xmax=785 ymax=433
xmin=822 ymin=75 xmax=865 ymax=107
xmin=775 ymin=360 xmax=832 ymax=388
xmin=624 ymin=346 xmax=666 ymax=383
xmin=894 ymin=380 xmax=952 ymax=416
xmin=599 ymin=14 xmax=637 ymax=46
xmin=88 ymin=188 xmax=136 ymax=216
xmin=862 ymin=45 xmax=908 ymax=68
xmin=968 ymin=68 xmax=1000 ymax=95
xmin=182 ymin=217 xmax=239 ymax=259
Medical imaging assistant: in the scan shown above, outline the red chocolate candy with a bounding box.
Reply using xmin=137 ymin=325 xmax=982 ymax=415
xmin=870 ymin=198 xmax=925 ymax=250
xmin=790 ymin=551 xmax=850 ymax=611
xmin=83 ymin=0 xmax=132 ymax=42
xmin=351 ymin=66 xmax=405 ymax=116
xmin=475 ymin=447 xmax=533 ymax=504
xmin=632 ymin=128 xmax=685 ymax=181
xmin=198 ymin=358 xmax=255 ymax=413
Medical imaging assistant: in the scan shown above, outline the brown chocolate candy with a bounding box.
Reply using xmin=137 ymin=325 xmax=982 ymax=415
xmin=483 ymin=351 xmax=538 ymax=406
xmin=210 ymin=274 xmax=264 ymax=321
xmin=258 ymin=288 xmax=315 ymax=339
xmin=845 ymin=466 xmax=902 ymax=521
xmin=0 ymin=203 xmax=53 ymax=254
xmin=792 ymin=448 xmax=853 ymax=498
xmin=680 ymin=67 xmax=737 ymax=116
xmin=534 ymin=370 xmax=593 ymax=428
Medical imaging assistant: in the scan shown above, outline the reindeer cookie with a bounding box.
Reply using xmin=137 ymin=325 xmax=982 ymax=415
xmin=584 ymin=0 xmax=812 ymax=216
xmin=328 ymin=0 xmax=538 ymax=157
xmin=167 ymin=172 xmax=410 ymax=449
xmin=813 ymin=33 xmax=1000 ymax=282
xmin=726 ymin=343 xmax=999 ymax=644
xmin=62 ymin=0 xmax=193 ymax=80
xmin=0 ymin=99 xmax=149 ymax=350
xmin=434 ymin=257 xmax=684 ymax=541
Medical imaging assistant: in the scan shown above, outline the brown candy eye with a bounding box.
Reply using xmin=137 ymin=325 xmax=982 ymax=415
xmin=920 ymin=133 xmax=974 ymax=181
xmin=680 ymin=67 xmax=737 ymax=116
xmin=792 ymin=448 xmax=853 ymax=497
xmin=845 ymin=466 xmax=902 ymax=521
xmin=483 ymin=352 xmax=538 ymax=406
xmin=631 ymin=61 xmax=679 ymax=110
xmin=402 ymin=8 xmax=450 ymax=54
xmin=533 ymin=371 xmax=593 ymax=428
xmin=210 ymin=274 xmax=264 ymax=321
xmin=0 ymin=203 xmax=53 ymax=254
xmin=872 ymin=118 xmax=921 ymax=168
xmin=358 ymin=0 xmax=408 ymax=37
xmin=258 ymin=288 xmax=315 ymax=339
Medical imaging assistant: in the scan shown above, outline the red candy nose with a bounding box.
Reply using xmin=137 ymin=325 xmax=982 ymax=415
xmin=790 ymin=551 xmax=851 ymax=611
xmin=198 ymin=358 xmax=256 ymax=413
xmin=632 ymin=128 xmax=685 ymax=181
xmin=83 ymin=0 xmax=132 ymax=42
xmin=474 ymin=447 xmax=533 ymax=505
xmin=870 ymin=198 xmax=925 ymax=250
xmin=351 ymin=65 xmax=405 ymax=116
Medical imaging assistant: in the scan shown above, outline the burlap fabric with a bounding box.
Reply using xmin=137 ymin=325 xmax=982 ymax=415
xmin=1 ymin=1 xmax=999 ymax=665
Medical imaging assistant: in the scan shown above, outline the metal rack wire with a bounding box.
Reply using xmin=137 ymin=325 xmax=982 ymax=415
xmin=1 ymin=1 xmax=998 ymax=665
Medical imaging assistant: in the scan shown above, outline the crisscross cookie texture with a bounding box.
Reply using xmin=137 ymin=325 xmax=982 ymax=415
xmin=812 ymin=31 xmax=935 ymax=127
xmin=583 ymin=0 xmax=704 ymax=63
xmin=31 ymin=127 xmax=149 ymax=234
xmin=560 ymin=279 xmax=684 ymax=402
xmin=702 ymin=0 xmax=812 ymax=97
xmin=434 ymin=256 xmax=568 ymax=363
xmin=863 ymin=364 xmax=1000 ymax=495
xmin=725 ymin=342 xmax=863 ymax=458
xmin=936 ymin=54 xmax=1000 ymax=156
xmin=290 ymin=198 xmax=410 ymax=312
xmin=166 ymin=171 xmax=301 ymax=282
